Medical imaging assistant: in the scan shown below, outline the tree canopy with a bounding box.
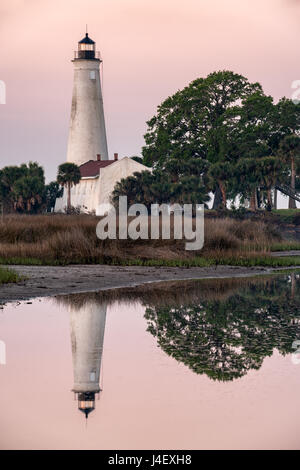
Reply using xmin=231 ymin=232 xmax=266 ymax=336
xmin=0 ymin=162 xmax=46 ymax=213
xmin=0 ymin=162 xmax=68 ymax=214
xmin=112 ymin=70 xmax=300 ymax=211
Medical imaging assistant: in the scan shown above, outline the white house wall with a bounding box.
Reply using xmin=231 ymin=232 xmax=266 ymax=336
xmin=54 ymin=158 xmax=150 ymax=214
xmin=54 ymin=178 xmax=98 ymax=213
xmin=97 ymin=157 xmax=150 ymax=210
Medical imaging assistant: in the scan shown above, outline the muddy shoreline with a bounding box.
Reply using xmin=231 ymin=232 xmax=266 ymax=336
xmin=0 ymin=264 xmax=298 ymax=304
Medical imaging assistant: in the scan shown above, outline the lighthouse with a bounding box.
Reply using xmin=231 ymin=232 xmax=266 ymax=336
xmin=70 ymin=301 xmax=107 ymax=419
xmin=67 ymin=32 xmax=109 ymax=166
xmin=54 ymin=32 xmax=151 ymax=214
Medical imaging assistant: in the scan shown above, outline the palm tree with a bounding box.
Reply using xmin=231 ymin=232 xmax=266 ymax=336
xmin=259 ymin=156 xmax=283 ymax=210
xmin=13 ymin=175 xmax=45 ymax=213
xmin=0 ymin=166 xmax=25 ymax=212
xmin=279 ymin=135 xmax=300 ymax=209
xmin=57 ymin=163 xmax=81 ymax=212
xmin=209 ymin=162 xmax=232 ymax=209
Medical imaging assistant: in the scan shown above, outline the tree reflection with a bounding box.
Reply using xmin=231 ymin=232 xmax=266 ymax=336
xmin=144 ymin=275 xmax=300 ymax=381
xmin=56 ymin=274 xmax=300 ymax=383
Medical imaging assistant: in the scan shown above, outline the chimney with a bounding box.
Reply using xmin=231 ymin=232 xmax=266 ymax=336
xmin=114 ymin=153 xmax=118 ymax=161
xmin=97 ymin=154 xmax=101 ymax=161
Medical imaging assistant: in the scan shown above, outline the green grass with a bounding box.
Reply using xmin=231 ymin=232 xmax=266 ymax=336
xmin=271 ymin=209 xmax=300 ymax=224
xmin=271 ymin=242 xmax=300 ymax=252
xmin=124 ymin=255 xmax=300 ymax=268
xmin=0 ymin=257 xmax=44 ymax=266
xmin=213 ymin=255 xmax=300 ymax=268
xmin=1 ymin=254 xmax=300 ymax=268
xmin=0 ymin=266 xmax=23 ymax=284
xmin=272 ymin=209 xmax=299 ymax=216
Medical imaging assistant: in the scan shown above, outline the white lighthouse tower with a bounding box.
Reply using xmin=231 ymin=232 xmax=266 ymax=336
xmin=70 ymin=301 xmax=107 ymax=419
xmin=67 ymin=32 xmax=109 ymax=166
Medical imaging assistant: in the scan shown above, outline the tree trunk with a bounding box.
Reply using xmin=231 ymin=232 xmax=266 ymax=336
xmin=274 ymin=188 xmax=278 ymax=210
xmin=267 ymin=189 xmax=272 ymax=211
xmin=67 ymin=183 xmax=71 ymax=212
xmin=250 ymin=189 xmax=257 ymax=212
xmin=219 ymin=181 xmax=226 ymax=208
xmin=212 ymin=185 xmax=223 ymax=210
xmin=289 ymin=157 xmax=297 ymax=209
xmin=256 ymin=188 xmax=261 ymax=209
xmin=291 ymin=272 xmax=296 ymax=299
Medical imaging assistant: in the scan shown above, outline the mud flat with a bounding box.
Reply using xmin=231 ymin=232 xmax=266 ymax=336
xmin=0 ymin=264 xmax=298 ymax=304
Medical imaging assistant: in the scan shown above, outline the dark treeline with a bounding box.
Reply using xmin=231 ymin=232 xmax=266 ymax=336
xmin=0 ymin=162 xmax=80 ymax=214
xmin=112 ymin=70 xmax=300 ymax=211
xmin=0 ymin=162 xmax=60 ymax=214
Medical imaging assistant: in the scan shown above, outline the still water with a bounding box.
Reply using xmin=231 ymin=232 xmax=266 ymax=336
xmin=0 ymin=275 xmax=300 ymax=450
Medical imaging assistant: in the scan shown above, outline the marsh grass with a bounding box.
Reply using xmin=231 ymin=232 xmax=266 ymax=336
xmin=270 ymin=242 xmax=300 ymax=252
xmin=0 ymin=267 xmax=22 ymax=284
xmin=0 ymin=213 xmax=293 ymax=267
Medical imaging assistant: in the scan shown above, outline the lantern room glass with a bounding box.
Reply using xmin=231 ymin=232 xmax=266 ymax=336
xmin=78 ymin=399 xmax=95 ymax=411
xmin=79 ymin=43 xmax=95 ymax=52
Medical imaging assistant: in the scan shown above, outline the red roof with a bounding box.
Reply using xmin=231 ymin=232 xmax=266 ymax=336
xmin=79 ymin=160 xmax=115 ymax=178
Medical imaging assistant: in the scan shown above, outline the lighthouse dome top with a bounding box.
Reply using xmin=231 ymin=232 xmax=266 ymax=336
xmin=79 ymin=33 xmax=95 ymax=45
xmin=75 ymin=32 xmax=99 ymax=60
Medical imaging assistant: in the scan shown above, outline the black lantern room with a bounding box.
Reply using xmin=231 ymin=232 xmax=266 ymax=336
xmin=76 ymin=392 xmax=97 ymax=419
xmin=77 ymin=33 xmax=96 ymax=59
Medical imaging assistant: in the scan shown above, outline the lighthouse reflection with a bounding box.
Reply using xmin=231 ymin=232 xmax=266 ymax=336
xmin=54 ymin=274 xmax=300 ymax=419
xmin=69 ymin=300 xmax=107 ymax=419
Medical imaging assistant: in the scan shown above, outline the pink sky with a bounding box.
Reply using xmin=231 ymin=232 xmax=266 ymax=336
xmin=1 ymin=0 xmax=300 ymax=181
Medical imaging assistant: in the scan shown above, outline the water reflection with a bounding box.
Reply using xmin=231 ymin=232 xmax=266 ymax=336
xmin=1 ymin=274 xmax=300 ymax=448
xmin=69 ymin=301 xmax=107 ymax=419
xmin=144 ymin=275 xmax=300 ymax=381
xmin=57 ymin=274 xmax=300 ymax=399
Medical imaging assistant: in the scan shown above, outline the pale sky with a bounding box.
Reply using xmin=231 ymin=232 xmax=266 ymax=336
xmin=1 ymin=0 xmax=300 ymax=183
